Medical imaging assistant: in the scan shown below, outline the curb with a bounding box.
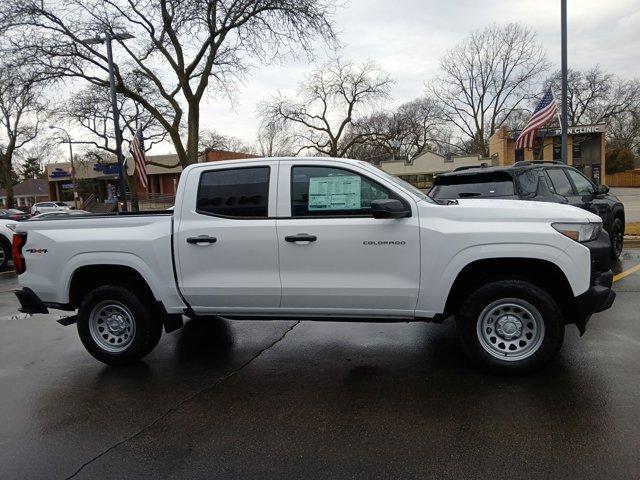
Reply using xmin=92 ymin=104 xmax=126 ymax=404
xmin=624 ymin=236 xmax=640 ymax=249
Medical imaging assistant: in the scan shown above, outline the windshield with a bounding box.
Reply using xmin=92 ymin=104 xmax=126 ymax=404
xmin=369 ymin=166 xmax=432 ymax=202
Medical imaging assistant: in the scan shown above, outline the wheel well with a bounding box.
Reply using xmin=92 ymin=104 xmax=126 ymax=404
xmin=443 ymin=258 xmax=574 ymax=321
xmin=69 ymin=265 xmax=156 ymax=308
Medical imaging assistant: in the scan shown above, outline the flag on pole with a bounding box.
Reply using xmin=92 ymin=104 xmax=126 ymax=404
xmin=129 ymin=127 xmax=148 ymax=189
xmin=515 ymin=87 xmax=558 ymax=150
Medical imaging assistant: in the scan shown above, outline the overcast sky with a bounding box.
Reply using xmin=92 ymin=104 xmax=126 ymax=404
xmin=159 ymin=0 xmax=640 ymax=154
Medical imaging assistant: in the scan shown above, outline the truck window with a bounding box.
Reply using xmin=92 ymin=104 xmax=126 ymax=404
xmin=545 ymin=168 xmax=573 ymax=196
xmin=196 ymin=166 xmax=270 ymax=218
xmin=291 ymin=166 xmax=396 ymax=217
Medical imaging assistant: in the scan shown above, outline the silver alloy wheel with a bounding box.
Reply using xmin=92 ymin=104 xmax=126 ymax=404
xmin=476 ymin=298 xmax=545 ymax=361
xmin=88 ymin=300 xmax=136 ymax=353
xmin=0 ymin=245 xmax=6 ymax=266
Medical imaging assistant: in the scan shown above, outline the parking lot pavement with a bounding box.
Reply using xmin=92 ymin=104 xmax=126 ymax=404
xmin=610 ymin=188 xmax=640 ymax=222
xmin=1 ymin=255 xmax=640 ymax=480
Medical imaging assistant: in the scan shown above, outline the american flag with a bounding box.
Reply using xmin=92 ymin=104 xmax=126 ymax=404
xmin=129 ymin=127 xmax=148 ymax=189
xmin=515 ymin=87 xmax=558 ymax=150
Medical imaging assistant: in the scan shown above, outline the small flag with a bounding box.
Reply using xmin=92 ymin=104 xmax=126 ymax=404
xmin=129 ymin=127 xmax=148 ymax=189
xmin=515 ymin=87 xmax=558 ymax=150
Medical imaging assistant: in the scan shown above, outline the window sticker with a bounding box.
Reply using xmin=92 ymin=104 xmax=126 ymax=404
xmin=308 ymin=175 xmax=362 ymax=211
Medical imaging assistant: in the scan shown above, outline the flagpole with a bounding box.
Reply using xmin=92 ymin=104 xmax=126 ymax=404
xmin=560 ymin=0 xmax=569 ymax=164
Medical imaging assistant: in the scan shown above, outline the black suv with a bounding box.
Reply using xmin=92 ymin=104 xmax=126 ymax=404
xmin=429 ymin=161 xmax=625 ymax=259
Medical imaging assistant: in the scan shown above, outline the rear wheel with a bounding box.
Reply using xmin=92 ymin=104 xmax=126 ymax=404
xmin=0 ymin=241 xmax=9 ymax=269
xmin=456 ymin=279 xmax=565 ymax=374
xmin=610 ymin=217 xmax=624 ymax=260
xmin=77 ymin=285 xmax=162 ymax=365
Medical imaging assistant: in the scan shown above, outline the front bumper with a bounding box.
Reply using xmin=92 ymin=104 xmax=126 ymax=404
xmin=573 ymin=231 xmax=616 ymax=334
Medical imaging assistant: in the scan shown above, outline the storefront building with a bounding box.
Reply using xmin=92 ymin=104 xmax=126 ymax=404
xmin=379 ymin=151 xmax=493 ymax=190
xmin=489 ymin=124 xmax=606 ymax=184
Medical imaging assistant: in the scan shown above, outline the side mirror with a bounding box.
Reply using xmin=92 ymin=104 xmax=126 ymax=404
xmin=370 ymin=199 xmax=410 ymax=219
xmin=597 ymin=184 xmax=610 ymax=195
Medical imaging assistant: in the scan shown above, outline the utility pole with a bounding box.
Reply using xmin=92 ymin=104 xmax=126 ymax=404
xmin=86 ymin=31 xmax=134 ymax=211
xmin=49 ymin=125 xmax=78 ymax=209
xmin=561 ymin=0 xmax=569 ymax=164
xmin=105 ymin=32 xmax=129 ymax=212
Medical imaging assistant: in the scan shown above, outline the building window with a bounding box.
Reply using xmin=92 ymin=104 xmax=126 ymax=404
xmin=572 ymin=137 xmax=583 ymax=166
xmin=515 ymin=149 xmax=525 ymax=162
xmin=553 ymin=138 xmax=562 ymax=160
xmin=196 ymin=167 xmax=270 ymax=218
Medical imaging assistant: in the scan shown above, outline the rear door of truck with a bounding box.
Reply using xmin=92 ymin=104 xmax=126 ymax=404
xmin=174 ymin=161 xmax=281 ymax=314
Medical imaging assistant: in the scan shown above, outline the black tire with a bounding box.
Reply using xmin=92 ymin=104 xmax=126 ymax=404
xmin=610 ymin=217 xmax=624 ymax=260
xmin=456 ymin=279 xmax=565 ymax=374
xmin=0 ymin=241 xmax=10 ymax=269
xmin=77 ymin=285 xmax=162 ymax=365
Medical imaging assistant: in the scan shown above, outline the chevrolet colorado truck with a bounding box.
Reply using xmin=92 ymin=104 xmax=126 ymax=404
xmin=13 ymin=158 xmax=616 ymax=373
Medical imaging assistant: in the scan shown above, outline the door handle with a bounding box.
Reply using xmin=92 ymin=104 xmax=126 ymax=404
xmin=186 ymin=236 xmax=217 ymax=245
xmin=285 ymin=233 xmax=317 ymax=243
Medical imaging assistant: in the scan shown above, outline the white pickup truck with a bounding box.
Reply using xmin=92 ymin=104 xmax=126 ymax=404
xmin=13 ymin=157 xmax=615 ymax=373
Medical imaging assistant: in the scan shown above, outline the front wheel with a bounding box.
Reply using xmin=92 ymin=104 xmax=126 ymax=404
xmin=456 ymin=279 xmax=565 ymax=374
xmin=610 ymin=217 xmax=624 ymax=260
xmin=77 ymin=285 xmax=162 ymax=365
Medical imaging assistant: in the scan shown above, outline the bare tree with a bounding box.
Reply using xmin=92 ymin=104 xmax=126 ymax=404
xmin=199 ymin=129 xmax=253 ymax=154
xmin=608 ymin=110 xmax=640 ymax=157
xmin=0 ymin=63 xmax=47 ymax=207
xmin=65 ymin=84 xmax=169 ymax=161
xmin=260 ymin=59 xmax=393 ymax=157
xmin=1 ymin=0 xmax=338 ymax=167
xmin=256 ymin=118 xmax=295 ymax=157
xmin=546 ymin=67 xmax=640 ymax=125
xmin=430 ymin=23 xmax=549 ymax=156
xmin=345 ymin=98 xmax=454 ymax=163
xmin=62 ymin=84 xmax=171 ymax=209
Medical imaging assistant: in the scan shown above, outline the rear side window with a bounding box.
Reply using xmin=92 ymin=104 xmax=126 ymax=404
xmin=545 ymin=169 xmax=573 ymax=196
xmin=196 ymin=167 xmax=270 ymax=218
xmin=430 ymin=173 xmax=515 ymax=199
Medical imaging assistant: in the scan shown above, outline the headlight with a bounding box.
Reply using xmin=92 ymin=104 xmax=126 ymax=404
xmin=552 ymin=222 xmax=602 ymax=243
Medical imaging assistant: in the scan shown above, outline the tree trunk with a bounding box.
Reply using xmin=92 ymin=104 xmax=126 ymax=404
xmin=186 ymin=103 xmax=200 ymax=165
xmin=0 ymin=154 xmax=15 ymax=208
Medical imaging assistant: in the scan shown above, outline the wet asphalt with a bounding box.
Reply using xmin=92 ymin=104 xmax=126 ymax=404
xmin=0 ymin=253 xmax=639 ymax=480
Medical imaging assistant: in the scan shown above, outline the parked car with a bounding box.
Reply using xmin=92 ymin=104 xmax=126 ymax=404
xmin=0 ymin=220 xmax=17 ymax=268
xmin=30 ymin=210 xmax=91 ymax=220
xmin=14 ymin=157 xmax=615 ymax=373
xmin=429 ymin=161 xmax=625 ymax=259
xmin=0 ymin=209 xmax=30 ymax=221
xmin=30 ymin=202 xmax=70 ymax=215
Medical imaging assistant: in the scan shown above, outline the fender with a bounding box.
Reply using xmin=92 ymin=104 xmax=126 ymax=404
xmin=62 ymin=252 xmax=165 ymax=305
xmin=415 ymin=241 xmax=590 ymax=317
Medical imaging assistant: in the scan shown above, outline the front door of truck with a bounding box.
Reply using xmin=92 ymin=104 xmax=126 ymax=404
xmin=276 ymin=161 xmax=421 ymax=316
xmin=175 ymin=162 xmax=281 ymax=314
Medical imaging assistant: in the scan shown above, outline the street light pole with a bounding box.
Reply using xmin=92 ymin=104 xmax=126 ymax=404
xmin=49 ymin=125 xmax=78 ymax=209
xmin=105 ymin=32 xmax=129 ymax=212
xmin=560 ymin=0 xmax=569 ymax=164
